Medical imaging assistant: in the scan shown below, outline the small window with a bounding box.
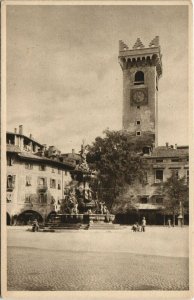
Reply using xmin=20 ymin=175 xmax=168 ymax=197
xmin=172 ymin=169 xmax=179 ymax=178
xmin=156 ymin=198 xmax=163 ymax=204
xmin=39 ymin=194 xmax=47 ymax=204
xmin=25 ymin=194 xmax=31 ymax=203
xmin=134 ymin=71 xmax=144 ymax=85
xmin=50 ymin=179 xmax=56 ymax=189
xmin=52 ymin=168 xmax=55 ymax=173
xmin=26 ymin=176 xmax=32 ymax=186
xmin=140 ymin=197 xmax=148 ymax=204
xmin=136 ymin=131 xmax=141 ymax=136
xmin=7 ymin=156 xmax=14 ymax=166
xmin=25 ymin=163 xmax=33 ymax=170
xmin=137 ymin=106 xmax=140 ymax=109
xmin=39 ymin=165 xmax=46 ymax=171
xmin=7 ymin=175 xmax=16 ymax=190
xmin=38 ymin=177 xmax=47 ymax=187
xmin=143 ymin=147 xmax=150 ymax=155
xmin=186 ymin=170 xmax=189 ymax=185
xmin=171 ymin=158 xmax=179 ymax=162
xmin=58 ymin=180 xmax=61 ymax=190
xmin=155 ymin=170 xmax=163 ymax=182
xmin=156 ymin=159 xmax=163 ymax=163
xmin=136 ymin=120 xmax=140 ymax=125
xmin=58 ymin=169 xmax=61 ymax=174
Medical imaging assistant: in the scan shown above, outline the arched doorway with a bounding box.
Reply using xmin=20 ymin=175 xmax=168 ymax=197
xmin=46 ymin=211 xmax=57 ymax=222
xmin=17 ymin=210 xmax=43 ymax=225
xmin=7 ymin=212 xmax=11 ymax=225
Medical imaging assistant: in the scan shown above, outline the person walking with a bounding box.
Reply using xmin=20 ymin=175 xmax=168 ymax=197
xmin=141 ymin=217 xmax=146 ymax=232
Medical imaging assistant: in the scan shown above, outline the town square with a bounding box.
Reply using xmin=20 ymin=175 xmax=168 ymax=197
xmin=8 ymin=226 xmax=188 ymax=291
xmin=4 ymin=2 xmax=190 ymax=295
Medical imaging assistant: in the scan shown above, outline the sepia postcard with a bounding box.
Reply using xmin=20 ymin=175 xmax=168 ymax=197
xmin=1 ymin=1 xmax=193 ymax=299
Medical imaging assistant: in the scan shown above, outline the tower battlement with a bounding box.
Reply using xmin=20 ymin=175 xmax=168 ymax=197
xmin=119 ymin=36 xmax=162 ymax=78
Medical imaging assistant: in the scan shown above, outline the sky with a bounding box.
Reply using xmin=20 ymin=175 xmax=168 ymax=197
xmin=6 ymin=5 xmax=189 ymax=153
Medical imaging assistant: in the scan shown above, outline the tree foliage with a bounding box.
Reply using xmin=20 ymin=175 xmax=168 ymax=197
xmin=87 ymin=129 xmax=154 ymax=211
xmin=157 ymin=173 xmax=189 ymax=225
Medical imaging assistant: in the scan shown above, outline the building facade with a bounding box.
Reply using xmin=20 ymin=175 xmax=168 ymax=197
xmin=6 ymin=126 xmax=74 ymax=225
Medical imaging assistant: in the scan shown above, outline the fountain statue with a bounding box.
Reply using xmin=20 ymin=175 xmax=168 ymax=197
xmin=50 ymin=142 xmax=115 ymax=226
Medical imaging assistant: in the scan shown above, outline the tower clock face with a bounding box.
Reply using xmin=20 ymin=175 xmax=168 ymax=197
xmin=133 ymin=90 xmax=145 ymax=103
xmin=131 ymin=87 xmax=148 ymax=105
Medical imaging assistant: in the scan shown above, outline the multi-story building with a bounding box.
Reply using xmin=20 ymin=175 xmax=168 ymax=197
xmin=6 ymin=125 xmax=74 ymax=225
xmin=118 ymin=37 xmax=189 ymax=224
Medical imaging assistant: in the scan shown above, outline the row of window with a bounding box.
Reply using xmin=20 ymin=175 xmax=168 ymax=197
xmin=7 ymin=159 xmax=68 ymax=175
xmin=155 ymin=169 xmax=189 ymax=183
xmin=140 ymin=197 xmax=163 ymax=204
xmin=24 ymin=194 xmax=55 ymax=204
xmin=25 ymin=163 xmax=64 ymax=174
xmin=37 ymin=177 xmax=62 ymax=189
xmin=7 ymin=175 xmax=64 ymax=190
xmin=7 ymin=169 xmax=189 ymax=191
xmin=154 ymin=158 xmax=189 ymax=163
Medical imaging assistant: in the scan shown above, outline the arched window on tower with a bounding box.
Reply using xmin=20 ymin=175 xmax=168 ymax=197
xmin=134 ymin=71 xmax=144 ymax=85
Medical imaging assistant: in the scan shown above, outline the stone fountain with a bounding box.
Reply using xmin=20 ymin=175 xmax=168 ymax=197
xmin=48 ymin=143 xmax=115 ymax=229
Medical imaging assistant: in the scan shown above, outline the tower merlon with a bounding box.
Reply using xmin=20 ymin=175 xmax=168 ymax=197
xmin=118 ymin=36 xmax=162 ymax=78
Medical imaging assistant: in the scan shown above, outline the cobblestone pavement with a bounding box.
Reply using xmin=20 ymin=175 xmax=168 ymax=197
xmin=7 ymin=227 xmax=189 ymax=291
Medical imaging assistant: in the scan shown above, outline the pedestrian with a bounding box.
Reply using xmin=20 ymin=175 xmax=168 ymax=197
xmin=131 ymin=223 xmax=137 ymax=232
xmin=141 ymin=217 xmax=146 ymax=232
xmin=167 ymin=218 xmax=171 ymax=227
xmin=32 ymin=219 xmax=39 ymax=232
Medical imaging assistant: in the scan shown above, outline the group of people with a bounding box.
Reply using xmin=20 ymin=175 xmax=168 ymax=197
xmin=131 ymin=217 xmax=146 ymax=232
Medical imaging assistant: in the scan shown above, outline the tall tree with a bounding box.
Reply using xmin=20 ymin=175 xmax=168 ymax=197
xmin=157 ymin=173 xmax=189 ymax=226
xmin=87 ymin=129 xmax=153 ymax=212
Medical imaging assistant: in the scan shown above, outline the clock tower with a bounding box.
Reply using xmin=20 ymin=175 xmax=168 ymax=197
xmin=118 ymin=36 xmax=162 ymax=146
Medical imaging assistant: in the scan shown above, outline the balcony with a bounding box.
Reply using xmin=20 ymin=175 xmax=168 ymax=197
xmin=37 ymin=184 xmax=48 ymax=192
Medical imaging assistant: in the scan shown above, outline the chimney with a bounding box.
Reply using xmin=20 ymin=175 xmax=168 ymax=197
xmin=170 ymin=145 xmax=174 ymax=149
xmin=175 ymin=144 xmax=177 ymax=149
xmin=14 ymin=128 xmax=17 ymax=134
xmin=29 ymin=133 xmax=32 ymax=139
xmin=166 ymin=142 xmax=169 ymax=148
xmin=72 ymin=149 xmax=75 ymax=154
xmin=19 ymin=125 xmax=23 ymax=135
